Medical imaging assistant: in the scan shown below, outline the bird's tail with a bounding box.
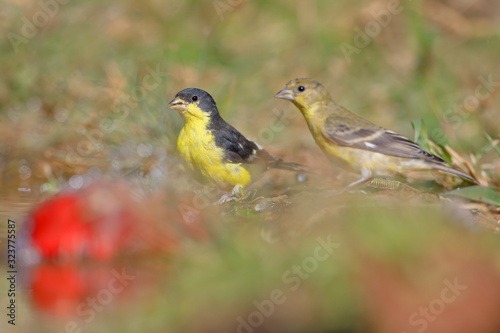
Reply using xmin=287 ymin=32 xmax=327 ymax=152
xmin=269 ymin=159 xmax=310 ymax=173
xmin=431 ymin=163 xmax=477 ymax=183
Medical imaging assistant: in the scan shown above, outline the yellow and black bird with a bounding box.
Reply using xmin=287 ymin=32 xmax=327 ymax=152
xmin=168 ymin=88 xmax=303 ymax=196
xmin=274 ymin=78 xmax=476 ymax=189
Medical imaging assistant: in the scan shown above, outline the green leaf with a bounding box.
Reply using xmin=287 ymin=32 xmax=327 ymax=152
xmin=412 ymin=118 xmax=432 ymax=153
xmin=485 ymin=133 xmax=500 ymax=158
xmin=411 ymin=118 xmax=423 ymax=142
xmin=444 ymin=186 xmax=500 ymax=206
xmin=435 ymin=142 xmax=452 ymax=164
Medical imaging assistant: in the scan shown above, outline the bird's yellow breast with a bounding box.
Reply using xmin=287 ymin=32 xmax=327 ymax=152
xmin=176 ymin=109 xmax=251 ymax=190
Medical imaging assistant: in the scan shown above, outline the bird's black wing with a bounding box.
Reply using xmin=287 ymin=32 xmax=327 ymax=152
xmin=210 ymin=117 xmax=305 ymax=172
xmin=321 ymin=115 xmax=445 ymax=163
xmin=209 ymin=116 xmax=276 ymax=164
xmin=215 ymin=128 xmax=262 ymax=163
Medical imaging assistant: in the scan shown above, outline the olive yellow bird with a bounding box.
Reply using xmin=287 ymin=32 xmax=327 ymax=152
xmin=275 ymin=78 xmax=475 ymax=189
xmin=168 ymin=88 xmax=303 ymax=195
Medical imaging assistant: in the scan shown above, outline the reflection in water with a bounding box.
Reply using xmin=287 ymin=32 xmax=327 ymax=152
xmin=28 ymin=261 xmax=161 ymax=323
xmin=10 ymin=179 xmax=207 ymax=331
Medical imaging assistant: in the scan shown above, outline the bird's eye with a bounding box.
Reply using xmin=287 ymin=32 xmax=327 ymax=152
xmin=298 ymin=85 xmax=305 ymax=92
xmin=192 ymin=96 xmax=198 ymax=102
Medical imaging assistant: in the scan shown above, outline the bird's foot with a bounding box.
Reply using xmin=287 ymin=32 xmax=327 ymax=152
xmin=213 ymin=193 xmax=238 ymax=205
xmin=212 ymin=186 xmax=253 ymax=205
xmin=327 ymin=174 xmax=372 ymax=196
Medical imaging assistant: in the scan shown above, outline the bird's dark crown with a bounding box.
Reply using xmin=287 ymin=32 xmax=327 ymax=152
xmin=175 ymin=88 xmax=219 ymax=114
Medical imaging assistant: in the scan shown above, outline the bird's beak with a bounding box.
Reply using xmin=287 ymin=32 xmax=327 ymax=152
xmin=274 ymin=88 xmax=295 ymax=101
xmin=167 ymin=97 xmax=187 ymax=111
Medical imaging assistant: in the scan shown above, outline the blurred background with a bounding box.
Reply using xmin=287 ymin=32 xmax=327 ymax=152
xmin=0 ymin=0 xmax=500 ymax=332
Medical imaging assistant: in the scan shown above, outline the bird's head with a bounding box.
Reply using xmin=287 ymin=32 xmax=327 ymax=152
xmin=274 ymin=78 xmax=332 ymax=114
xmin=168 ymin=88 xmax=218 ymax=122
